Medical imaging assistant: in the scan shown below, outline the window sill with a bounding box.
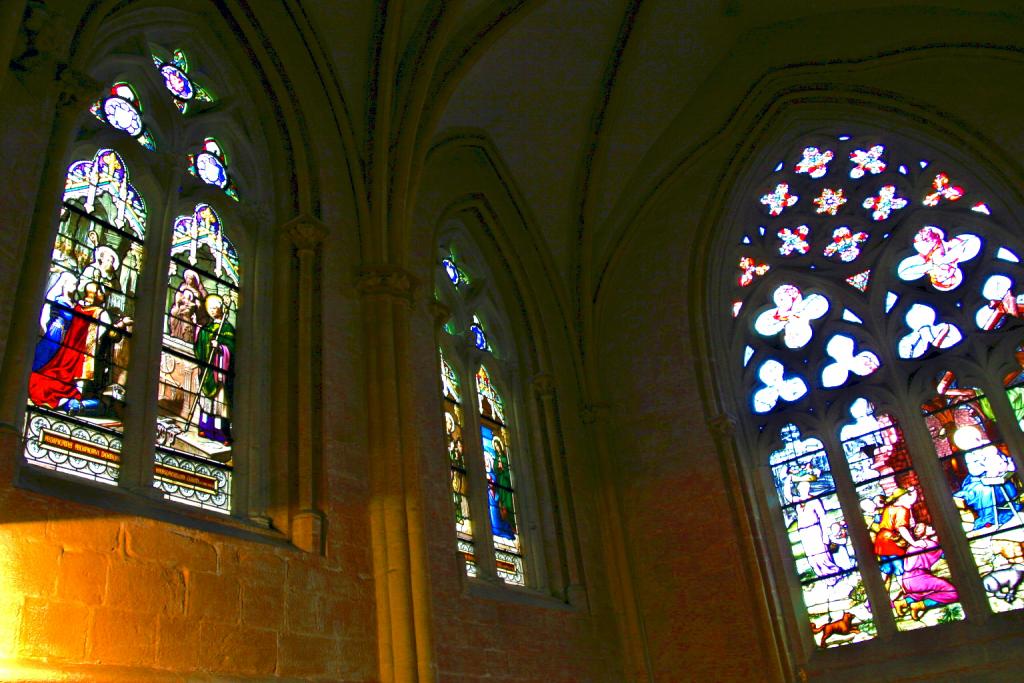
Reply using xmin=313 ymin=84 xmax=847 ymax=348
xmin=15 ymin=464 xmax=290 ymax=548
xmin=463 ymin=574 xmax=579 ymax=611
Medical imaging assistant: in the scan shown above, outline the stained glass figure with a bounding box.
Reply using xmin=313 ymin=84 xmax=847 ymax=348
xmin=821 ymin=335 xmax=879 ymax=388
xmin=23 ymin=150 xmax=147 ymax=483
xmin=476 ymin=366 xmax=524 ymax=585
xmin=823 ymin=227 xmax=869 ymax=263
xmin=738 ymin=256 xmax=770 ymax=286
xmin=813 ymin=188 xmax=847 ymax=216
xmin=752 ymin=360 xmax=807 ymax=413
xmin=839 ymin=400 xmax=963 ymax=630
xmin=768 ymin=425 xmax=875 ymax=647
xmin=897 ymin=303 xmax=962 ymax=358
xmin=187 ymin=138 xmax=239 ymax=201
xmin=923 ymin=373 xmax=1024 ymax=613
xmin=90 ymin=82 xmax=156 ymax=150
xmin=849 ymin=145 xmax=886 ymax=179
xmin=1004 ymin=344 xmax=1024 ymax=433
xmin=976 ymin=275 xmax=1023 ymax=330
xmin=923 ymin=173 xmax=964 ymax=207
xmin=153 ymin=203 xmax=238 ymax=513
xmin=441 ymin=350 xmax=475 ymax=574
xmin=761 ymin=183 xmax=798 ymax=216
xmin=754 ymin=284 xmax=829 ymax=349
xmin=778 ymin=226 xmax=811 ymax=256
xmin=153 ymin=48 xmax=215 ymax=114
xmin=846 ymin=270 xmax=871 ymax=293
xmin=862 ymin=185 xmax=907 ymax=221
xmin=795 ymin=147 xmax=834 ymax=178
xmin=897 ymin=227 xmax=981 ymax=292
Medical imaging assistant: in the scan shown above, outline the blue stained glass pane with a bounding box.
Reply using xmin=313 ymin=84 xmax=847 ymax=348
xmin=442 ymin=258 xmax=459 ymax=285
xmin=885 ymin=292 xmax=899 ymax=313
xmin=743 ymin=345 xmax=755 ymax=367
xmin=471 ymin=324 xmax=487 ymax=350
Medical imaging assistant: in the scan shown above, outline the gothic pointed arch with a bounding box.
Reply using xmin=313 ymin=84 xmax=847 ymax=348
xmin=708 ymin=107 xmax=1024 ymax=664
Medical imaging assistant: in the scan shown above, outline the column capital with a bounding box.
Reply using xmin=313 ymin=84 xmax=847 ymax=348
xmin=54 ymin=64 xmax=100 ymax=112
xmin=356 ymin=265 xmax=418 ymax=303
xmin=283 ymin=215 xmax=329 ymax=253
xmin=532 ymin=373 xmax=555 ymax=399
xmin=428 ymin=299 xmax=451 ymax=330
xmin=707 ymin=412 xmax=737 ymax=440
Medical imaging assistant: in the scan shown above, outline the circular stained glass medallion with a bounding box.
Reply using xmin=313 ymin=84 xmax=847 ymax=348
xmin=195 ymin=152 xmax=228 ymax=188
xmin=103 ymin=97 xmax=143 ymax=136
xmin=161 ymin=64 xmax=194 ymax=99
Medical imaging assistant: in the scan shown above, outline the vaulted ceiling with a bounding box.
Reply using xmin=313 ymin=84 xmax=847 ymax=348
xmin=295 ymin=0 xmax=1023 ymax=318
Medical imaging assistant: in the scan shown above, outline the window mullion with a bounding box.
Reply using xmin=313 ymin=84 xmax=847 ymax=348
xmin=119 ymin=180 xmax=181 ymax=496
xmin=819 ymin=428 xmax=898 ymax=638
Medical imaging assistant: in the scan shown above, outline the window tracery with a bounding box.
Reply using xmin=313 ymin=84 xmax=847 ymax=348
xmin=435 ymin=243 xmax=528 ymax=586
xmin=21 ymin=43 xmax=248 ymax=516
xmin=728 ymin=131 xmax=1024 ymax=648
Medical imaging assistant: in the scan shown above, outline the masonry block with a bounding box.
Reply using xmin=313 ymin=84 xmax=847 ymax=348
xmin=0 ymin=533 xmax=60 ymax=598
xmin=155 ymin=615 xmax=201 ymax=672
xmin=89 ymin=606 xmax=157 ymax=667
xmin=17 ymin=597 xmax=89 ymax=660
xmin=197 ymin=622 xmax=277 ymax=676
xmin=188 ymin=570 xmax=240 ymax=624
xmin=57 ymin=550 xmax=108 ymax=605
xmin=125 ymin=524 xmax=218 ymax=573
xmin=285 ymin=587 xmax=322 ymax=634
xmin=278 ymin=632 xmax=336 ymax=677
xmin=45 ymin=515 xmax=121 ymax=553
xmin=240 ymin=581 xmax=284 ymax=630
xmin=106 ymin=559 xmax=185 ymax=616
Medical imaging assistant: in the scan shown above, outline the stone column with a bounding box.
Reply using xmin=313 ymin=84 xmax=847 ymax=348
xmin=532 ymin=372 xmax=587 ymax=606
xmin=358 ymin=265 xmax=435 ymax=683
xmin=582 ymin=401 xmax=652 ymax=681
xmin=286 ymin=217 xmax=328 ymax=552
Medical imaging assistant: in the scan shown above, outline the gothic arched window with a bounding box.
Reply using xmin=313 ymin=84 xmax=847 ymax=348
xmin=22 ymin=44 xmax=254 ymax=516
xmin=725 ymin=130 xmax=1024 ymax=648
xmin=436 ymin=243 xmax=527 ymax=586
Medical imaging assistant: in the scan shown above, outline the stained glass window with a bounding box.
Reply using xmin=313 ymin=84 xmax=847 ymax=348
xmin=90 ymin=82 xmax=157 ymax=150
xmin=22 ymin=41 xmax=252 ymax=519
xmin=153 ymin=48 xmax=214 ymax=114
xmin=187 ymin=138 xmax=239 ymax=201
xmin=154 ymin=204 xmax=239 ymax=513
xmin=477 ymin=365 xmax=524 ymax=585
xmin=23 ymin=149 xmax=146 ymax=484
xmin=727 ymin=131 xmax=1024 ymax=649
xmin=437 ymin=246 xmax=530 ymax=586
xmin=441 ymin=350 xmax=475 ymax=574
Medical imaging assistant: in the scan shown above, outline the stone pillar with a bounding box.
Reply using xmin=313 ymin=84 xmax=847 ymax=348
xmin=286 ymin=217 xmax=328 ymax=553
xmin=532 ymin=372 xmax=587 ymax=606
xmin=582 ymin=402 xmax=652 ymax=681
xmin=358 ymin=265 xmax=435 ymax=683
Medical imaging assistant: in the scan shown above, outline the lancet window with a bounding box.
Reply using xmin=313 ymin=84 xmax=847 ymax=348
xmin=22 ymin=44 xmax=249 ymax=515
xmin=436 ymin=244 xmax=527 ymax=585
xmin=726 ymin=131 xmax=1024 ymax=648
